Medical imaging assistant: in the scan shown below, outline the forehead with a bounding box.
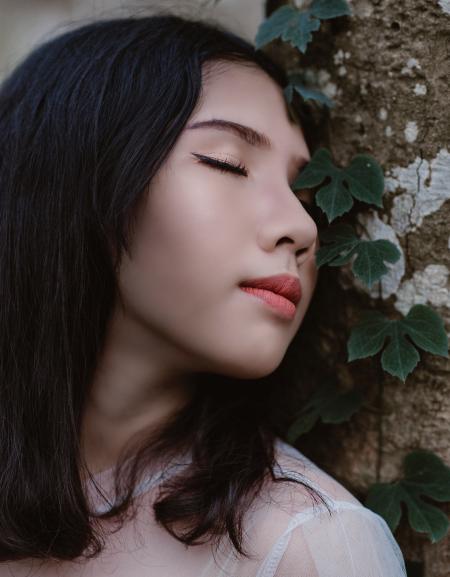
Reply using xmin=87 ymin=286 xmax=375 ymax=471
xmin=188 ymin=60 xmax=309 ymax=159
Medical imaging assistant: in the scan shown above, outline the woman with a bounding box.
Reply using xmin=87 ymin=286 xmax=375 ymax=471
xmin=0 ymin=9 xmax=407 ymax=576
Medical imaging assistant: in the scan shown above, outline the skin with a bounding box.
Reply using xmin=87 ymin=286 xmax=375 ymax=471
xmin=80 ymin=60 xmax=319 ymax=475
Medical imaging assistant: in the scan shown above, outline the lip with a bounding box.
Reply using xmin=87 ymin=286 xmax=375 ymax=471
xmin=238 ymin=273 xmax=302 ymax=306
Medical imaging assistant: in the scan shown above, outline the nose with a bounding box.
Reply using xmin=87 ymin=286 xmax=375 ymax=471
xmin=258 ymin=183 xmax=319 ymax=266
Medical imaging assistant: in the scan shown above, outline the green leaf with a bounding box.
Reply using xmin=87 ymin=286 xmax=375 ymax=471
xmin=315 ymin=223 xmax=401 ymax=287
xmin=255 ymin=6 xmax=298 ymax=50
xmin=366 ymin=483 xmax=404 ymax=530
xmin=286 ymin=381 xmax=364 ymax=443
xmin=403 ymin=451 xmax=450 ymax=501
xmin=293 ymin=148 xmax=337 ymax=188
xmin=401 ymin=305 xmax=449 ymax=357
xmin=347 ymin=305 xmax=449 ymax=382
xmin=366 ymin=451 xmax=450 ymax=542
xmin=255 ymin=6 xmax=320 ymax=53
xmin=352 ymin=239 xmax=401 ymax=287
xmin=345 ymin=156 xmax=386 ymax=207
xmin=310 ymin=0 xmax=351 ymax=19
xmin=380 ymin=328 xmax=421 ymax=381
xmin=294 ymin=84 xmax=334 ymax=107
xmin=347 ymin=310 xmax=392 ymax=359
xmin=315 ymin=179 xmax=354 ymax=222
xmin=402 ymin=492 xmax=449 ymax=543
xmin=283 ymin=11 xmax=322 ymax=53
xmin=318 ymin=221 xmax=357 ymax=245
xmin=292 ymin=148 xmax=385 ymax=222
xmin=255 ymin=2 xmax=351 ymax=53
xmin=285 ymin=79 xmax=334 ymax=108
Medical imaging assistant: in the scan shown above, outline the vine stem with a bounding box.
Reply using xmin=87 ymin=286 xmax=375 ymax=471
xmin=375 ymin=355 xmax=385 ymax=483
xmin=375 ymin=281 xmax=384 ymax=484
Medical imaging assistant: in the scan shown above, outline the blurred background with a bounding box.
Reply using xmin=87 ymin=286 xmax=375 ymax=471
xmin=0 ymin=0 xmax=263 ymax=78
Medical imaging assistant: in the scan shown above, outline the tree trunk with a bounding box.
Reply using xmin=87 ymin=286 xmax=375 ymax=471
xmin=265 ymin=1 xmax=450 ymax=575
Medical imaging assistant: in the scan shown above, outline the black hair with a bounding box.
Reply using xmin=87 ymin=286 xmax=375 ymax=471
xmin=0 ymin=8 xmax=330 ymax=563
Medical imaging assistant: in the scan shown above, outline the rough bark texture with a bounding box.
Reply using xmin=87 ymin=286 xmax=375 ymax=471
xmin=264 ymin=1 xmax=450 ymax=575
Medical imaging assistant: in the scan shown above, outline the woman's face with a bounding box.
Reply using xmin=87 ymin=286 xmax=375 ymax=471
xmin=116 ymin=61 xmax=319 ymax=380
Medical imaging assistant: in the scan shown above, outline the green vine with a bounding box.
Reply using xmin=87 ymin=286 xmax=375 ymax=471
xmin=254 ymin=0 xmax=450 ymax=545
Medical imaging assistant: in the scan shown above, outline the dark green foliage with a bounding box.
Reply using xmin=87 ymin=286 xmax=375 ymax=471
xmin=347 ymin=305 xmax=449 ymax=382
xmin=366 ymin=451 xmax=450 ymax=543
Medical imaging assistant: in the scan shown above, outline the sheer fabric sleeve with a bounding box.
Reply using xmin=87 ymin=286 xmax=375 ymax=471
xmin=255 ymin=501 xmax=407 ymax=577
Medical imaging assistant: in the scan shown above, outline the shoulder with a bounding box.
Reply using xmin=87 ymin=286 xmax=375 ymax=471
xmin=246 ymin=438 xmax=407 ymax=577
xmin=236 ymin=438 xmax=362 ymax=555
xmin=260 ymin=502 xmax=408 ymax=576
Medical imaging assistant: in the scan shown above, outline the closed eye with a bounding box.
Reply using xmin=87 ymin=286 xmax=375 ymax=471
xmin=191 ymin=153 xmax=248 ymax=177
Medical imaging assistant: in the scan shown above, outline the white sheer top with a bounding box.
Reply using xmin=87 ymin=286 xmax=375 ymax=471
xmin=2 ymin=438 xmax=407 ymax=576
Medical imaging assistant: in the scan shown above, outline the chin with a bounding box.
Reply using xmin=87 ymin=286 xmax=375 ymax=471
xmin=222 ymin=355 xmax=284 ymax=380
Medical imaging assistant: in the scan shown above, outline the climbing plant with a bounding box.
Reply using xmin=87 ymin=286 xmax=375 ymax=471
xmin=254 ymin=0 xmax=450 ymax=546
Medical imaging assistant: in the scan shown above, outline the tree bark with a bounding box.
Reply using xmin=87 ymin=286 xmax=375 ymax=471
xmin=265 ymin=1 xmax=450 ymax=575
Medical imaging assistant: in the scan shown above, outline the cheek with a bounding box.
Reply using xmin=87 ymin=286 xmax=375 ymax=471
xmin=116 ymin=183 xmax=239 ymax=334
xmin=134 ymin=170 xmax=249 ymax=296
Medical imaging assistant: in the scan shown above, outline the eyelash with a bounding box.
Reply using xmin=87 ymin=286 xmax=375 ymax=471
xmin=192 ymin=153 xmax=321 ymax=223
xmin=192 ymin=153 xmax=248 ymax=176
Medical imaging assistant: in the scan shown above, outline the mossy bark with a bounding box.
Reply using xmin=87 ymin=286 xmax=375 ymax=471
xmin=265 ymin=1 xmax=450 ymax=575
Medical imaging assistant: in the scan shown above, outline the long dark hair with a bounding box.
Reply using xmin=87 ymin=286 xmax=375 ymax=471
xmin=0 ymin=9 xmax=330 ymax=563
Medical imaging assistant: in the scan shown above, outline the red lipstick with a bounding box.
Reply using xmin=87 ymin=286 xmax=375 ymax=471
xmin=239 ymin=273 xmax=302 ymax=320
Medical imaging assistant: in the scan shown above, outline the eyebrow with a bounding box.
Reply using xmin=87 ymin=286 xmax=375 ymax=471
xmin=186 ymin=118 xmax=308 ymax=170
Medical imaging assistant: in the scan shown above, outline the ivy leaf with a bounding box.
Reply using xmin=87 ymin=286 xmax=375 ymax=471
xmin=399 ymin=305 xmax=450 ymax=358
xmin=286 ymin=381 xmax=364 ymax=444
xmin=292 ymin=148 xmax=384 ymax=222
xmin=347 ymin=305 xmax=449 ymax=382
xmin=291 ymin=85 xmax=333 ymax=107
xmin=255 ymin=6 xmax=320 ymax=53
xmin=365 ymin=483 xmax=404 ymax=530
xmin=255 ymin=2 xmax=350 ymax=53
xmin=366 ymin=450 xmax=450 ymax=542
xmin=315 ymin=223 xmax=401 ymax=287
xmin=284 ymin=76 xmax=334 ymax=108
xmin=255 ymin=6 xmax=295 ymax=49
xmin=310 ymin=0 xmax=352 ymax=20
xmin=403 ymin=451 xmax=450 ymax=501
